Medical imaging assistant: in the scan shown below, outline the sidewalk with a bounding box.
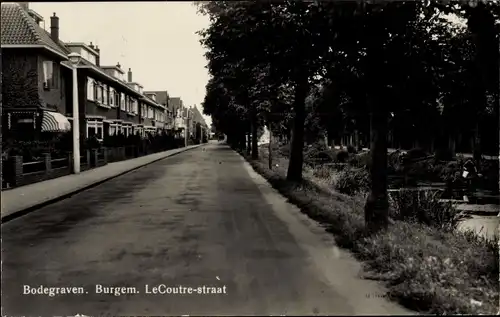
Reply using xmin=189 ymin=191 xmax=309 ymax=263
xmin=1 ymin=144 xmax=201 ymax=222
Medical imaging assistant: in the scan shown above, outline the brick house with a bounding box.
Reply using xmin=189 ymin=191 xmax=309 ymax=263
xmin=1 ymin=2 xmax=72 ymax=140
xmin=144 ymin=90 xmax=176 ymax=132
xmin=190 ymin=105 xmax=208 ymax=142
xmin=3 ymin=2 xmax=172 ymax=143
xmin=142 ymin=92 xmax=167 ymax=134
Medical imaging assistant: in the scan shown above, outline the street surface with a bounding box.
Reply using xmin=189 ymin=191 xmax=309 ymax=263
xmin=2 ymin=143 xmax=411 ymax=316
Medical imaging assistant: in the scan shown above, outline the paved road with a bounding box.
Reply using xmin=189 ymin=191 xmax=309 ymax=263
xmin=2 ymin=144 xmax=411 ymax=316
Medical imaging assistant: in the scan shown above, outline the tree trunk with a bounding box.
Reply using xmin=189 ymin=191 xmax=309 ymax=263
xmin=251 ymin=111 xmax=259 ymax=160
xmin=364 ymin=103 xmax=389 ymax=233
xmin=286 ymin=75 xmax=309 ymax=182
xmin=449 ymin=134 xmax=456 ymax=157
xmin=268 ymin=122 xmax=273 ymax=170
xmin=246 ymin=132 xmax=251 ymax=155
xmin=363 ymin=9 xmax=390 ymax=234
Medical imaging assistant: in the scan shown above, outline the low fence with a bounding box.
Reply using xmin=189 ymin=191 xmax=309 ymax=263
xmin=1 ymin=150 xmax=100 ymax=189
xmin=1 ymin=143 xmax=187 ymax=190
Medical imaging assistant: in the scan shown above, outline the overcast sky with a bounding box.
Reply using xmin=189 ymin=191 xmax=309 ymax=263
xmin=31 ymin=2 xmax=212 ymax=125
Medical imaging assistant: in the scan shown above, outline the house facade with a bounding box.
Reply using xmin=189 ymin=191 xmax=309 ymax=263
xmin=2 ymin=2 xmax=172 ymax=143
xmin=1 ymin=3 xmax=72 ymax=140
xmin=145 ymin=90 xmax=177 ymax=133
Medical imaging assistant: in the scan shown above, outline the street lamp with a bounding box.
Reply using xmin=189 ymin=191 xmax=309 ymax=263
xmin=68 ymin=52 xmax=81 ymax=174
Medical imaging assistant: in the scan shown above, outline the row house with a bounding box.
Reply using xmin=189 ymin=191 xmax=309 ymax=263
xmin=1 ymin=2 xmax=73 ymax=140
xmin=1 ymin=2 xmax=170 ymax=143
xmin=144 ymin=90 xmax=176 ymax=131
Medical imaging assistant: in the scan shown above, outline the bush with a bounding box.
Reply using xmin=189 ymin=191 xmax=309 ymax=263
xmin=334 ymin=167 xmax=371 ymax=195
xmin=435 ymin=148 xmax=454 ymax=161
xmin=346 ymin=145 xmax=357 ymax=154
xmin=336 ymin=150 xmax=349 ymax=163
xmin=389 ymin=189 xmax=468 ymax=231
xmin=407 ymin=147 xmax=429 ymax=160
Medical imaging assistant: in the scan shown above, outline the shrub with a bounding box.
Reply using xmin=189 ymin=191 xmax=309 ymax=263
xmin=334 ymin=167 xmax=371 ymax=195
xmin=407 ymin=147 xmax=429 ymax=160
xmin=435 ymin=148 xmax=454 ymax=161
xmin=312 ymin=165 xmax=334 ymax=180
xmin=389 ymin=189 xmax=468 ymax=231
xmin=336 ymin=150 xmax=349 ymax=163
xmin=346 ymin=145 xmax=357 ymax=154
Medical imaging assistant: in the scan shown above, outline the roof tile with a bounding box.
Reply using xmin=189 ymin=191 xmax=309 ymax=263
xmin=1 ymin=3 xmax=67 ymax=57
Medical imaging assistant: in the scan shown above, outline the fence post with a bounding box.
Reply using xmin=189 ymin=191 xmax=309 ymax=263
xmin=13 ymin=156 xmax=23 ymax=186
xmin=86 ymin=150 xmax=91 ymax=168
xmin=43 ymin=153 xmax=51 ymax=176
xmin=103 ymin=147 xmax=108 ymax=164
xmin=93 ymin=149 xmax=98 ymax=167
xmin=68 ymin=152 xmax=74 ymax=172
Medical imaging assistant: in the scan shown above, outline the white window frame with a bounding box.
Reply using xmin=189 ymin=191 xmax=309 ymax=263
xmin=86 ymin=120 xmax=104 ymax=141
xmin=133 ymin=100 xmax=138 ymax=114
xmin=87 ymin=77 xmax=95 ymax=101
xmin=103 ymin=84 xmax=108 ymax=105
xmin=42 ymin=61 xmax=54 ymax=89
xmin=109 ymin=88 xmax=115 ymax=107
xmin=121 ymin=93 xmax=126 ymax=111
xmin=109 ymin=123 xmax=119 ymax=136
xmin=95 ymin=82 xmax=103 ymax=103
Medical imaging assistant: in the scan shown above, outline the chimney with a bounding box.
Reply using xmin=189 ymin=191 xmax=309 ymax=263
xmin=50 ymin=12 xmax=59 ymax=42
xmin=128 ymin=68 xmax=132 ymax=82
xmin=89 ymin=42 xmax=94 ymax=49
xmin=17 ymin=2 xmax=29 ymax=11
xmin=95 ymin=45 xmax=100 ymax=66
xmin=116 ymin=62 xmax=121 ymax=69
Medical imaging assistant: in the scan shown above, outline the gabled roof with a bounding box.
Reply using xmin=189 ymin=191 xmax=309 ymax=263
xmin=1 ymin=3 xmax=68 ymax=59
xmin=191 ymin=106 xmax=207 ymax=126
xmin=141 ymin=95 xmax=165 ymax=110
xmin=144 ymin=91 xmax=169 ymax=106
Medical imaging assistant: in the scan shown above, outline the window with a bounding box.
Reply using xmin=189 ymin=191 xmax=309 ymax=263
xmin=87 ymin=78 xmax=94 ymax=100
xmin=121 ymin=93 xmax=126 ymax=111
xmin=148 ymin=107 xmax=154 ymax=119
xmin=109 ymin=88 xmax=114 ymax=107
xmin=94 ymin=82 xmax=103 ymax=103
xmin=86 ymin=120 xmax=104 ymax=140
xmin=42 ymin=61 xmax=58 ymax=89
xmin=133 ymin=100 xmax=138 ymax=114
xmin=103 ymin=85 xmax=108 ymax=105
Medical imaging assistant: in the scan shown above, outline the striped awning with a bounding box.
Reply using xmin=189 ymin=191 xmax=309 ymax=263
xmin=41 ymin=111 xmax=71 ymax=132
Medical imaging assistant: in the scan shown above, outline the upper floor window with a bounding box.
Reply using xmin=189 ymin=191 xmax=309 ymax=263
xmin=87 ymin=77 xmax=95 ymax=101
xmin=120 ymin=93 xmax=126 ymax=111
xmin=132 ymin=99 xmax=138 ymax=114
xmin=94 ymin=82 xmax=103 ymax=103
xmin=103 ymin=85 xmax=108 ymax=105
xmin=109 ymin=87 xmax=115 ymax=107
xmin=43 ymin=61 xmax=59 ymax=89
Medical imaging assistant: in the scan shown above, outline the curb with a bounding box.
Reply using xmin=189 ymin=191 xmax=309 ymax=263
xmin=1 ymin=145 xmax=201 ymax=224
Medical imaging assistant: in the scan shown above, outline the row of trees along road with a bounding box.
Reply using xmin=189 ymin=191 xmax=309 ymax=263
xmin=196 ymin=1 xmax=499 ymax=233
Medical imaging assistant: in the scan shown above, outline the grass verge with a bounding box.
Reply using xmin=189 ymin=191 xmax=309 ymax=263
xmin=238 ymin=147 xmax=499 ymax=315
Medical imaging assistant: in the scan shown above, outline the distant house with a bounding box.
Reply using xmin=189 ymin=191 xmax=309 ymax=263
xmin=190 ymin=106 xmax=208 ymax=142
xmin=1 ymin=2 xmax=72 ymax=140
xmin=144 ymin=90 xmax=174 ymax=131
